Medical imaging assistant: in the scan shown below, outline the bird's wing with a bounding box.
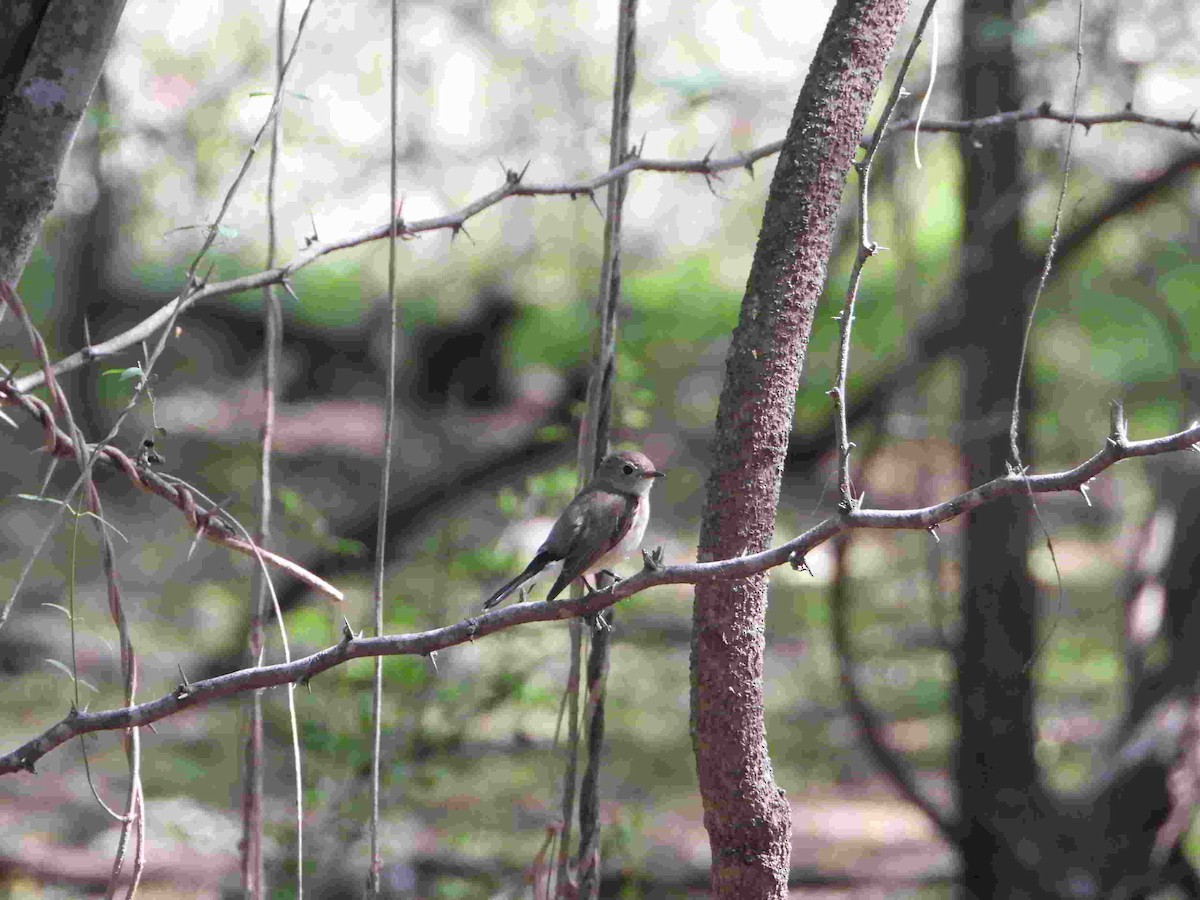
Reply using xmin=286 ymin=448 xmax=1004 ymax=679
xmin=546 ymin=489 xmax=636 ymax=601
xmin=537 ymin=492 xmax=590 ymax=559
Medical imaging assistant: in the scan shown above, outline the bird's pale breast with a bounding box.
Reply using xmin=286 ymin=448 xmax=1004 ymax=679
xmin=589 ymin=493 xmax=649 ymax=575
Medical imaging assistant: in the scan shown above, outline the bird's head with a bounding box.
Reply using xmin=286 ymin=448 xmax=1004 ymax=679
xmin=595 ymin=450 xmax=665 ymax=495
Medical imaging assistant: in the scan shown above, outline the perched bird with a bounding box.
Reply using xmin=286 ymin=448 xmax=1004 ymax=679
xmin=483 ymin=450 xmax=665 ymax=609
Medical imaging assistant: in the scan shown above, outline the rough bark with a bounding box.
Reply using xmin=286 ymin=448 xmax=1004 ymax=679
xmin=952 ymin=1 xmax=1043 ymax=894
xmin=0 ymin=0 xmax=127 ymax=285
xmin=690 ymin=0 xmax=910 ymax=896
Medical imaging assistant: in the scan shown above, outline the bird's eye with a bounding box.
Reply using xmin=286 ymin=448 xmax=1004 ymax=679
xmin=622 ymin=464 xmax=635 ymax=475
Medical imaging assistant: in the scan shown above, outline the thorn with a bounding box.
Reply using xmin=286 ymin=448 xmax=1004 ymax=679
xmin=1110 ymin=398 xmax=1128 ymax=445
xmin=1078 ymin=483 xmax=1092 ymax=507
xmin=591 ymin=611 xmax=611 ymax=632
xmin=495 ymin=157 xmax=509 ymax=179
xmin=340 ymin=617 xmax=355 ymax=646
xmin=1038 ymin=100 xmax=1053 ymax=115
xmin=641 ymin=546 xmax=665 ymax=571
xmin=587 ymin=189 xmax=602 ymax=216
xmin=743 ymin=155 xmax=755 ymax=178
xmin=177 ymin=663 xmax=192 ymax=688
xmin=702 ymin=143 xmax=716 ymax=166
xmin=280 ymin=277 xmax=301 ymax=305
xmin=426 ymin=650 xmax=439 ymax=674
xmin=637 ymin=133 xmax=646 ymax=157
xmin=927 ymin=525 xmax=940 ymax=542
xmin=518 ymin=159 xmax=532 ymax=182
xmin=308 ymin=209 xmax=320 ymax=245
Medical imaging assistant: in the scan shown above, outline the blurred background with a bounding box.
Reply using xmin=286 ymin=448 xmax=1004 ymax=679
xmin=2 ymin=0 xmax=1199 ymax=895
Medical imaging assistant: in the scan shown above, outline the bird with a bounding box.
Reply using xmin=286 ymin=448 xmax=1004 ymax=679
xmin=483 ymin=449 xmax=665 ymax=609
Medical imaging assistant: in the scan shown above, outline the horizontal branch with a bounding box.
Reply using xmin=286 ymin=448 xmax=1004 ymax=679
xmin=4 ymin=412 xmax=1197 ymax=776
xmin=11 ymin=106 xmax=1198 ymax=396
xmin=887 ymin=101 xmax=1200 ymax=138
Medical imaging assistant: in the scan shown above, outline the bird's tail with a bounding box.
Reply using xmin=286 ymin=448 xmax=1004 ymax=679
xmin=483 ymin=554 xmax=552 ymax=609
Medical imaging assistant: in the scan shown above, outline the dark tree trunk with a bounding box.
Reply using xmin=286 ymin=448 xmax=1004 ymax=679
xmin=952 ymin=0 xmax=1043 ymax=895
xmin=691 ymin=0 xmax=910 ymax=896
xmin=0 ymin=0 xmax=128 ymax=285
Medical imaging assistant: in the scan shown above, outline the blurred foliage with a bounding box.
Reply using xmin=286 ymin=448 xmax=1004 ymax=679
xmin=2 ymin=0 xmax=1199 ymax=895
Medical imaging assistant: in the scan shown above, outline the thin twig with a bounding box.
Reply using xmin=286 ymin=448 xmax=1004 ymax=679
xmin=1010 ymin=5 xmax=1085 ymax=462
xmin=0 ymin=281 xmax=144 ymax=897
xmin=369 ymin=0 xmax=402 ymax=890
xmin=912 ymin=6 xmax=938 ymax=169
xmin=1006 ymin=0 xmax=1087 ymax=673
xmin=831 ymin=0 xmax=940 ymax=508
xmin=572 ymin=2 xmax=637 ymax=896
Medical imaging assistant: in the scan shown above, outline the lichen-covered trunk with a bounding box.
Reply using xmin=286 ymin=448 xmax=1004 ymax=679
xmin=690 ymin=1 xmax=911 ymax=896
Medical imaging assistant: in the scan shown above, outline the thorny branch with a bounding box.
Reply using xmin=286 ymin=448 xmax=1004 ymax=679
xmin=4 ymin=413 xmax=1198 ymax=776
xmin=8 ymin=106 xmax=1198 ymax=399
xmin=0 ymin=323 xmax=343 ymax=603
xmin=831 ymin=0 xmax=939 ymax=508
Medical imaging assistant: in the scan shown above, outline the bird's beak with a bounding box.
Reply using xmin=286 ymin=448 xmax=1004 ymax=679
xmin=647 ymin=470 xmax=665 ymax=479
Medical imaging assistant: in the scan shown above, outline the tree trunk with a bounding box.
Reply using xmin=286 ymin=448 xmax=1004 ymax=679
xmin=952 ymin=0 xmax=1043 ymax=894
xmin=0 ymin=0 xmax=127 ymax=285
xmin=691 ymin=0 xmax=910 ymax=896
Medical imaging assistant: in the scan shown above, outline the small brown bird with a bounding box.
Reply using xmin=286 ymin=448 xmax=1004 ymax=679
xmin=483 ymin=450 xmax=664 ymax=608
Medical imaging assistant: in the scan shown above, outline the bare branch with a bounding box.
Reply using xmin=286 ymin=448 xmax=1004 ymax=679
xmin=0 ymin=361 xmax=343 ymax=602
xmin=369 ymin=0 xmax=404 ymax=888
xmin=886 ymin=102 xmax=1200 ymax=142
xmin=12 ymin=104 xmax=1196 ymax=398
xmin=4 ymin=415 xmax=1198 ymax=776
xmin=832 ymin=0 xmax=939 ymax=508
